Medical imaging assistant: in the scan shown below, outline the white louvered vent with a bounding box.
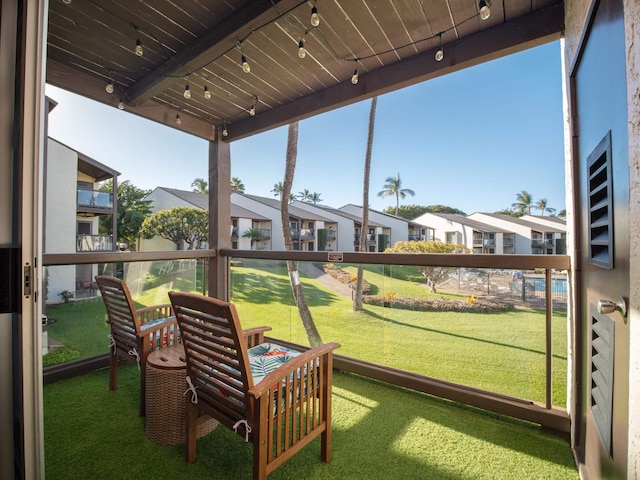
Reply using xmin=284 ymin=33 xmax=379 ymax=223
xmin=591 ymin=305 xmax=615 ymax=456
xmin=588 ymin=131 xmax=613 ymax=269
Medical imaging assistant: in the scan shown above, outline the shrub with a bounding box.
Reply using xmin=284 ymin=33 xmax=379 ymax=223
xmin=363 ymin=295 xmax=513 ymax=313
xmin=59 ymin=290 xmax=75 ymax=303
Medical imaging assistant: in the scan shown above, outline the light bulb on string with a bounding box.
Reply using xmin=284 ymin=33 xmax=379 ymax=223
xmin=479 ymin=0 xmax=490 ymax=20
xmin=222 ymin=124 xmax=229 ymax=137
xmin=176 ymin=114 xmax=182 ymax=125
xmin=435 ymin=33 xmax=444 ymax=61
xmin=249 ymin=104 xmax=256 ymax=116
xmin=135 ymin=38 xmax=144 ymax=56
xmin=62 ymin=0 xmax=71 ymax=4
xmin=351 ymin=68 xmax=359 ymax=85
xmin=298 ymin=40 xmax=306 ymax=59
xmin=105 ymin=79 xmax=114 ymax=94
xmin=117 ymin=99 xmax=125 ymax=110
xmin=204 ymin=86 xmax=212 ymax=100
xmin=241 ymin=55 xmax=251 ymax=73
xmin=310 ymin=6 xmax=320 ymax=27
xmin=183 ymin=84 xmax=191 ymax=99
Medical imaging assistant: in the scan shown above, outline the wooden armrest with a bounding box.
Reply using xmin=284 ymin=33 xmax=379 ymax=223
xmin=247 ymin=342 xmax=341 ymax=399
xmin=242 ymin=326 xmax=272 ymax=348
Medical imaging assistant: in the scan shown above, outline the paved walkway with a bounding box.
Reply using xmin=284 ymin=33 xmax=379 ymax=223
xmin=298 ymin=262 xmax=354 ymax=299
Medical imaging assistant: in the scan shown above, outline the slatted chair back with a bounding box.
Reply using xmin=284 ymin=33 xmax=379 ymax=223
xmin=169 ymin=291 xmax=340 ymax=480
xmin=95 ymin=275 xmax=177 ymax=416
xmin=171 ymin=291 xmax=253 ymax=430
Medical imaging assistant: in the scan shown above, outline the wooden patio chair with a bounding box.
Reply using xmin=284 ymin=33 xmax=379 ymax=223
xmin=168 ymin=291 xmax=340 ymax=480
xmin=95 ymin=275 xmax=180 ymax=416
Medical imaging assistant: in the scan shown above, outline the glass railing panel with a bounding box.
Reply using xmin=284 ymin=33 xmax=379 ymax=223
xmin=229 ymin=259 xmax=568 ymax=408
xmin=42 ymin=259 xmax=202 ymax=369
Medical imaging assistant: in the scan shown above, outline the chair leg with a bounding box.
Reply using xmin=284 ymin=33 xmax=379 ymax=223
xmin=185 ymin=401 xmax=198 ymax=463
xmin=109 ymin=350 xmax=118 ymax=391
xmin=139 ymin=360 xmax=146 ymax=417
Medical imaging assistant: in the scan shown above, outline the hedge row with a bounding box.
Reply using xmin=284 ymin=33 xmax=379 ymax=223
xmin=363 ymin=295 xmax=514 ymax=313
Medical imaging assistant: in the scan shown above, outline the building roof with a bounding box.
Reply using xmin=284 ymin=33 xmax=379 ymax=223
xmin=298 ymin=202 xmax=384 ymax=227
xmin=155 ymin=187 xmax=269 ymax=220
xmin=49 ymin=137 xmax=120 ymax=182
xmin=427 ymin=213 xmax=512 ymax=234
xmin=238 ymin=194 xmax=332 ymax=222
xmin=474 ymin=213 xmax=564 ymax=231
xmin=340 ymin=204 xmax=423 ymax=228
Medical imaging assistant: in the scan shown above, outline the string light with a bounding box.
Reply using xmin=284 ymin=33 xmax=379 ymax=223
xmin=435 ymin=33 xmax=444 ymax=62
xmin=204 ymin=86 xmax=212 ymax=99
xmin=117 ymin=99 xmax=125 ymax=110
xmin=249 ymin=96 xmax=258 ymax=116
xmin=176 ymin=114 xmax=182 ymax=125
xmin=62 ymin=0 xmax=72 ymax=5
xmin=135 ymin=38 xmax=144 ymax=56
xmin=298 ymin=40 xmax=306 ymax=59
xmin=183 ymin=84 xmax=191 ymax=99
xmin=222 ymin=123 xmax=229 ymax=137
xmin=351 ymin=68 xmax=359 ymax=85
xmin=479 ymin=0 xmax=491 ymax=20
xmin=310 ymin=6 xmax=320 ymax=27
xmin=105 ymin=79 xmax=114 ymax=94
xmin=241 ymin=54 xmax=251 ymax=73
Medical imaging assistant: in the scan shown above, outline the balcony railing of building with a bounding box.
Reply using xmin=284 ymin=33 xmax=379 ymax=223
xmin=326 ymin=230 xmax=337 ymax=241
xmin=408 ymin=234 xmax=421 ymax=241
xmin=42 ymin=248 xmax=570 ymax=435
xmin=77 ymin=189 xmax=113 ymax=209
xmin=231 ymin=227 xmax=238 ymax=238
xmin=300 ymin=228 xmax=315 ymax=239
xmin=76 ymin=234 xmax=113 ymax=252
xmin=503 ymin=238 xmax=515 ymax=246
xmin=532 ymin=239 xmax=555 ymax=248
xmin=483 ymin=238 xmax=496 ymax=247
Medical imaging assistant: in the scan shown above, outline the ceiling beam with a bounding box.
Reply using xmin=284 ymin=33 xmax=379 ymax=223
xmin=125 ymin=0 xmax=304 ymax=105
xmin=226 ymin=3 xmax=564 ymax=141
xmin=47 ymin=59 xmax=217 ymax=141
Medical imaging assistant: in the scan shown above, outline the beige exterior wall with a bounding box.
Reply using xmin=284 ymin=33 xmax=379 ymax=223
xmin=623 ymin=0 xmax=640 ymax=475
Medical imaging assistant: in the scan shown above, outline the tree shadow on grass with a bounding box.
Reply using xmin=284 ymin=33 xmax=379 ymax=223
xmin=230 ymin=267 xmax=344 ymax=308
xmin=362 ymin=307 xmax=566 ymax=361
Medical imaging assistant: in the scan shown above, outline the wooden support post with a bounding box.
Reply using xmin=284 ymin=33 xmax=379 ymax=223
xmin=208 ymin=128 xmax=231 ymax=300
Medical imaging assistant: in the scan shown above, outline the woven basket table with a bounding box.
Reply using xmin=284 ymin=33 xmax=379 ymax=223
xmin=145 ymin=344 xmax=218 ymax=445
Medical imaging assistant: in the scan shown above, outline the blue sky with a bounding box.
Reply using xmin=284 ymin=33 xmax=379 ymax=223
xmin=46 ymin=41 xmax=565 ymax=216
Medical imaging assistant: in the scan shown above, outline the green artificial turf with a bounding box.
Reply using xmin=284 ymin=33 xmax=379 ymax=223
xmin=43 ymin=364 xmax=578 ymax=479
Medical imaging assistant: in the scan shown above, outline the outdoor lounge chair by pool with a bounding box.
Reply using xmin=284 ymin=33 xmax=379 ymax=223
xmin=95 ymin=275 xmax=179 ymax=416
xmin=168 ymin=291 xmax=340 ymax=480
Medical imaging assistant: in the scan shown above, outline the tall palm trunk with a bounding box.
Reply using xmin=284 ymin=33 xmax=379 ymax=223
xmin=281 ymin=122 xmax=323 ymax=346
xmin=354 ymin=97 xmax=378 ymax=310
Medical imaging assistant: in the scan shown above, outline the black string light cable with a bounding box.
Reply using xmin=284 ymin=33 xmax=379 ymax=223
xmin=80 ymin=0 xmax=489 ymax=126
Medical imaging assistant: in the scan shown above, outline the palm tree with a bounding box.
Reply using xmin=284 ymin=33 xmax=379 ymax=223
xmin=377 ymin=172 xmax=415 ymax=216
xmin=534 ymin=198 xmax=556 ymax=216
xmin=271 ymin=182 xmax=283 ymax=199
xmin=512 ymin=190 xmax=533 ymax=215
xmin=355 ymin=96 xmax=378 ymax=311
xmin=241 ymin=228 xmax=262 ymax=249
xmin=191 ymin=178 xmax=208 ymax=194
xmin=297 ymin=188 xmax=313 ymax=202
xmin=281 ymin=122 xmax=323 ymax=347
xmin=230 ymin=177 xmax=245 ymax=193
xmin=310 ymin=192 xmax=323 ymax=204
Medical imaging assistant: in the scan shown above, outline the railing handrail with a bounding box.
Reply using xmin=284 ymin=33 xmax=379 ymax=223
xmin=42 ymin=249 xmax=216 ymax=266
xmin=219 ymin=249 xmax=571 ymax=270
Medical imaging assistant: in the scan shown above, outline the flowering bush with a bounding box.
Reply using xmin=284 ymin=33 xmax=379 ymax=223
xmin=322 ymin=264 xmax=371 ymax=293
xmin=363 ymin=295 xmax=513 ymax=312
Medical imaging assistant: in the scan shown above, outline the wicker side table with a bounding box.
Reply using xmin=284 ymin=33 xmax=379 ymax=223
xmin=145 ymin=344 xmax=218 ymax=445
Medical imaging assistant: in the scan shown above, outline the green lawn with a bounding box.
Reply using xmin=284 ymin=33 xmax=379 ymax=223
xmin=44 ymin=261 xmax=568 ymax=406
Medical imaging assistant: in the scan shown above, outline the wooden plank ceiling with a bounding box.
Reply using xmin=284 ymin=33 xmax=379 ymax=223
xmin=46 ymin=0 xmax=564 ymax=142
